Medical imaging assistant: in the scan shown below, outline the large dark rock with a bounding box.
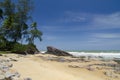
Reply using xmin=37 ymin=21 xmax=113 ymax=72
xmin=46 ymin=46 xmax=72 ymax=56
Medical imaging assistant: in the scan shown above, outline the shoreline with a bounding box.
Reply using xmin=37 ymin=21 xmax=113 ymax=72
xmin=41 ymin=51 xmax=120 ymax=59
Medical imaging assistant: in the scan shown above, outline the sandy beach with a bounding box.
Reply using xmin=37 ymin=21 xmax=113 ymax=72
xmin=1 ymin=53 xmax=119 ymax=80
xmin=0 ymin=0 xmax=120 ymax=80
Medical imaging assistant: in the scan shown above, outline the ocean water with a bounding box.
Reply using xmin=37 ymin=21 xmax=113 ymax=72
xmin=68 ymin=51 xmax=120 ymax=59
xmin=41 ymin=50 xmax=120 ymax=59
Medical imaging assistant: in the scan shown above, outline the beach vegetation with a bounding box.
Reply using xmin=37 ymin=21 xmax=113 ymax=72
xmin=11 ymin=43 xmax=38 ymax=54
xmin=0 ymin=0 xmax=42 ymax=54
xmin=0 ymin=51 xmax=7 ymax=54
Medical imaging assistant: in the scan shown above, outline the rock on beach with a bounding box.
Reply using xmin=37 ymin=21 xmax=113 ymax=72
xmin=0 ymin=55 xmax=32 ymax=80
xmin=46 ymin=46 xmax=72 ymax=56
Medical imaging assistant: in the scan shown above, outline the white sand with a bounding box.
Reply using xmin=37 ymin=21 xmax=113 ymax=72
xmin=7 ymin=54 xmax=119 ymax=80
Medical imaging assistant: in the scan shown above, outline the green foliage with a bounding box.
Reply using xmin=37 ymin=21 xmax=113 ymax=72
xmin=11 ymin=43 xmax=27 ymax=54
xmin=0 ymin=40 xmax=15 ymax=51
xmin=11 ymin=43 xmax=38 ymax=54
xmin=28 ymin=22 xmax=43 ymax=44
xmin=0 ymin=51 xmax=8 ymax=54
xmin=0 ymin=0 xmax=43 ymax=53
xmin=0 ymin=0 xmax=32 ymax=42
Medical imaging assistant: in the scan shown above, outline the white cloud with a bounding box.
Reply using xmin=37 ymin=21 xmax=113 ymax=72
xmin=92 ymin=12 xmax=120 ymax=29
xmin=93 ymin=33 xmax=120 ymax=39
xmin=41 ymin=12 xmax=120 ymax=32
xmin=61 ymin=11 xmax=88 ymax=22
xmin=61 ymin=11 xmax=120 ymax=30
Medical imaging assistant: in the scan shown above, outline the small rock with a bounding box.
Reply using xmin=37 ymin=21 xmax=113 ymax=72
xmin=0 ymin=75 xmax=5 ymax=80
xmin=24 ymin=77 xmax=32 ymax=80
xmin=57 ymin=58 xmax=66 ymax=62
xmin=14 ymin=72 xmax=20 ymax=78
xmin=5 ymin=71 xmax=14 ymax=78
xmin=87 ymin=68 xmax=94 ymax=71
xmin=0 ymin=58 xmax=22 ymax=80
xmin=86 ymin=66 xmax=95 ymax=71
xmin=68 ymin=65 xmax=80 ymax=68
xmin=9 ymin=58 xmax=18 ymax=62
xmin=0 ymin=66 xmax=10 ymax=72
xmin=11 ymin=77 xmax=21 ymax=80
xmin=104 ymin=71 xmax=112 ymax=77
xmin=5 ymin=71 xmax=20 ymax=78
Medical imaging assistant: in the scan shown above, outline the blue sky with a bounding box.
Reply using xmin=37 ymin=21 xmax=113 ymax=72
xmin=32 ymin=0 xmax=120 ymax=50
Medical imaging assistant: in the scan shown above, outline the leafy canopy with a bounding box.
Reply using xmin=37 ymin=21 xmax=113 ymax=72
xmin=0 ymin=0 xmax=43 ymax=52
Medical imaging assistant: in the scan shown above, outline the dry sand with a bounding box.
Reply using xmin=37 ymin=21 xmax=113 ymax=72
xmin=4 ymin=53 xmax=120 ymax=80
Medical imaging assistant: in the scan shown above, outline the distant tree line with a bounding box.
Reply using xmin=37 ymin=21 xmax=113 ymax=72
xmin=0 ymin=0 xmax=43 ymax=54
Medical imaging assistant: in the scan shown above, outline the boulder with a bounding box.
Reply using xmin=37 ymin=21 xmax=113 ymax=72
xmin=46 ymin=46 xmax=72 ymax=56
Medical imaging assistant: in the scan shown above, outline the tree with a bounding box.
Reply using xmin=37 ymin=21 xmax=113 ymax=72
xmin=0 ymin=0 xmax=19 ymax=42
xmin=0 ymin=8 xmax=3 ymax=20
xmin=28 ymin=22 xmax=43 ymax=44
xmin=0 ymin=0 xmax=43 ymax=52
xmin=16 ymin=0 xmax=33 ymax=43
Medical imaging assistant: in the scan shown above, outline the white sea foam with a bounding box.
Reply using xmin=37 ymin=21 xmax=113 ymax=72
xmin=40 ymin=51 xmax=46 ymax=53
xmin=40 ymin=50 xmax=120 ymax=59
xmin=68 ymin=52 xmax=120 ymax=59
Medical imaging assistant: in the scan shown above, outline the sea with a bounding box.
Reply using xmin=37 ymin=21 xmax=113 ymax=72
xmin=41 ymin=50 xmax=120 ymax=59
